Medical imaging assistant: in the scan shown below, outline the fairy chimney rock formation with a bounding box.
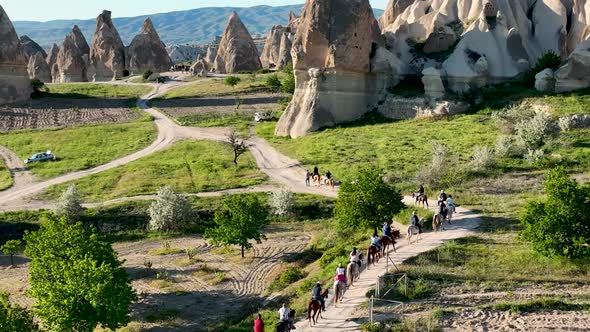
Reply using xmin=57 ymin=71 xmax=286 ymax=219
xmin=19 ymin=35 xmax=47 ymax=59
xmin=288 ymin=11 xmax=301 ymax=34
xmin=71 ymin=25 xmax=90 ymax=56
xmin=275 ymin=0 xmax=395 ymax=138
xmin=27 ymin=52 xmax=52 ymax=82
xmin=127 ymin=18 xmax=173 ymax=74
xmin=205 ymin=46 xmax=217 ymax=64
xmin=379 ymin=0 xmax=414 ymax=29
xmin=261 ymin=25 xmax=292 ymax=69
xmin=56 ymin=30 xmax=87 ymax=82
xmin=46 ymin=43 xmax=59 ymax=68
xmin=190 ymin=58 xmax=208 ymax=77
xmin=89 ymin=10 xmax=127 ymax=81
xmin=0 ymin=5 xmax=32 ymax=103
xmin=213 ymin=12 xmax=262 ymax=73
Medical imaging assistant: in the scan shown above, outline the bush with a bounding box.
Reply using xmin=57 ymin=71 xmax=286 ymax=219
xmin=524 ymin=51 xmax=561 ymax=87
xmin=224 ymin=76 xmax=241 ymax=87
xmin=516 ymin=110 xmax=553 ymax=149
xmin=416 ymin=142 xmax=449 ymax=187
xmin=319 ymin=245 xmax=348 ymax=268
xmin=0 ymin=293 xmax=40 ymax=331
xmin=281 ymin=64 xmax=295 ymax=94
xmin=257 ymin=69 xmax=273 ymax=74
xmin=494 ymin=135 xmax=513 ymax=158
xmin=520 ymin=167 xmax=590 ymax=258
xmin=558 ymin=116 xmax=572 ymax=132
xmin=142 ymin=70 xmax=153 ymax=80
xmin=54 ymin=184 xmax=83 ymax=221
xmin=265 ymin=74 xmax=282 ymax=92
xmin=148 ymin=186 xmax=194 ymax=232
xmin=524 ymin=149 xmax=545 ymax=164
xmin=470 ymin=146 xmax=496 ymax=171
xmin=30 ymin=79 xmax=45 ymax=96
xmin=268 ymin=190 xmax=293 ymax=217
xmin=268 ymin=266 xmax=306 ymax=292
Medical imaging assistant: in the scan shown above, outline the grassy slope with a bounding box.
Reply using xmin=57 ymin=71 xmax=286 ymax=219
xmin=46 ymin=84 xmax=153 ymax=99
xmin=43 ymin=140 xmax=267 ymax=202
xmin=0 ymin=159 xmax=12 ymax=191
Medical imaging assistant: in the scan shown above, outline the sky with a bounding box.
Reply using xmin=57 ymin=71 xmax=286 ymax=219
xmin=2 ymin=0 xmax=389 ymax=22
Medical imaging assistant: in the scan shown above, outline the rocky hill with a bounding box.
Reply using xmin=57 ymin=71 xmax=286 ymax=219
xmin=12 ymin=5 xmax=385 ymax=48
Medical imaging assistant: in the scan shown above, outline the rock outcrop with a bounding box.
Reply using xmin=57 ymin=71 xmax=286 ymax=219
xmin=190 ymin=58 xmax=208 ymax=77
xmin=422 ymin=67 xmax=446 ymax=100
xmin=379 ymin=0 xmax=414 ymax=29
xmin=205 ymin=46 xmax=217 ymax=64
xmin=19 ymin=35 xmax=47 ymax=59
xmin=127 ymin=18 xmax=173 ymax=74
xmin=214 ymin=12 xmax=262 ymax=73
xmin=55 ymin=30 xmax=87 ymax=82
xmin=27 ymin=52 xmax=51 ymax=82
xmin=88 ymin=10 xmax=126 ymax=81
xmin=275 ymin=0 xmax=396 ymax=138
xmin=167 ymin=44 xmax=202 ymax=63
xmin=0 ymin=5 xmax=32 ymax=103
xmin=46 ymin=43 xmax=59 ymax=68
xmin=535 ymin=68 xmax=556 ymax=93
xmin=71 ymin=25 xmax=90 ymax=56
xmin=287 ymin=11 xmax=301 ymax=35
xmin=260 ymin=25 xmax=292 ymax=69
xmin=555 ymin=38 xmax=590 ymax=92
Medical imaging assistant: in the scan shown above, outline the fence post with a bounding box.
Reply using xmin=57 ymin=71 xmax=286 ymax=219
xmin=369 ymin=295 xmax=374 ymax=323
xmin=404 ymin=275 xmax=408 ymax=297
xmin=376 ymin=277 xmax=380 ymax=298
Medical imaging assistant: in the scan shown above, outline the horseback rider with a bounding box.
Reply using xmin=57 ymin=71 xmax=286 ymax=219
xmin=439 ymin=201 xmax=448 ymax=219
xmin=446 ymin=195 xmax=456 ymax=212
xmin=371 ymin=230 xmax=382 ymax=251
xmin=349 ymin=247 xmax=361 ymax=267
xmin=410 ymin=211 xmax=422 ymax=234
xmin=383 ymin=220 xmax=394 ymax=242
xmin=313 ymin=166 xmax=319 ymax=177
xmin=417 ymin=184 xmax=425 ymax=197
xmin=336 ymin=263 xmax=346 ymax=276
xmin=335 ymin=266 xmax=346 ymax=285
xmin=278 ymin=303 xmax=295 ymax=330
xmin=326 ymin=170 xmax=332 ymax=180
xmin=438 ymin=190 xmax=448 ymax=205
xmin=312 ymin=281 xmax=326 ymax=311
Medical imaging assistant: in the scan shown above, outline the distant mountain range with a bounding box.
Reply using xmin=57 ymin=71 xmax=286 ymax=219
xmin=13 ymin=5 xmax=385 ymax=49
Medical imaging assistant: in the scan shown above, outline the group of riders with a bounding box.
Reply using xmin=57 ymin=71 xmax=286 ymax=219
xmin=305 ymin=166 xmax=332 ymax=187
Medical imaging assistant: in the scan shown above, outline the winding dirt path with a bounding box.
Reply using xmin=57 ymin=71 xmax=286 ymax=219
xmin=0 ymin=146 xmax=36 ymax=190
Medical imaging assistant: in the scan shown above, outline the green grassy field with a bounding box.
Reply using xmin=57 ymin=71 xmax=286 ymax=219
xmin=158 ymin=73 xmax=284 ymax=99
xmin=0 ymin=159 xmax=12 ymax=191
xmin=46 ymin=84 xmax=153 ymax=99
xmin=43 ymin=140 xmax=267 ymax=202
xmin=0 ymin=117 xmax=156 ymax=180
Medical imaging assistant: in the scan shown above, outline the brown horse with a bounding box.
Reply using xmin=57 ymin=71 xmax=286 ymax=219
xmin=313 ymin=174 xmax=322 ymax=187
xmin=367 ymin=245 xmax=380 ymax=268
xmin=326 ymin=178 xmax=335 ymax=190
xmin=412 ymin=193 xmax=429 ymax=208
xmin=307 ymin=288 xmax=329 ymax=326
xmin=433 ymin=213 xmax=445 ymax=232
xmin=379 ymin=235 xmax=396 ymax=256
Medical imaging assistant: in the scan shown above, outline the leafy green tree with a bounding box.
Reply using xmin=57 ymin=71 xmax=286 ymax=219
xmin=148 ymin=186 xmax=194 ymax=232
xmin=265 ymin=74 xmax=282 ymax=92
xmin=54 ymin=184 xmax=83 ymax=221
xmin=0 ymin=239 xmax=21 ymax=267
xmin=204 ymin=195 xmax=269 ymax=258
xmin=280 ymin=64 xmax=295 ymax=94
xmin=24 ymin=217 xmax=136 ymax=332
xmin=524 ymin=51 xmax=561 ymax=87
xmin=520 ymin=167 xmax=590 ymax=258
xmin=224 ymin=76 xmax=241 ymax=87
xmin=0 ymin=293 xmax=40 ymax=332
xmin=335 ymin=167 xmax=405 ymax=232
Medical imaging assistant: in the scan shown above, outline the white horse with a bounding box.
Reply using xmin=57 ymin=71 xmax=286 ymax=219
xmin=407 ymin=218 xmax=425 ymax=244
xmin=346 ymin=262 xmax=359 ymax=287
xmin=446 ymin=204 xmax=455 ymax=223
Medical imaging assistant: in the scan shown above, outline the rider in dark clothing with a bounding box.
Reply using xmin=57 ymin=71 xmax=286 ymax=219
xmin=439 ymin=201 xmax=447 ymax=219
xmin=438 ymin=190 xmax=448 ymax=205
xmin=383 ymin=221 xmax=393 ymax=241
xmin=312 ymin=282 xmax=325 ymax=311
xmin=326 ymin=170 xmax=332 ymax=180
xmin=410 ymin=211 xmax=422 ymax=233
xmin=418 ymin=184 xmax=425 ymax=196
xmin=313 ymin=166 xmax=319 ymax=177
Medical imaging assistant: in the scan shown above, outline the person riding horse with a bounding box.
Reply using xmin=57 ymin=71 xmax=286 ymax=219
xmin=438 ymin=201 xmax=448 ymax=219
xmin=417 ymin=184 xmax=425 ymax=197
xmin=349 ymin=248 xmax=361 ymax=268
xmin=382 ymin=221 xmax=394 ymax=242
xmin=336 ymin=263 xmax=346 ymax=276
xmin=411 ymin=211 xmax=422 ymax=234
xmin=438 ymin=190 xmax=448 ymax=205
xmin=312 ymin=281 xmax=326 ymax=311
xmin=446 ymin=195 xmax=455 ymax=211
xmin=370 ymin=231 xmax=382 ymax=251
xmin=313 ymin=166 xmax=319 ymax=178
xmin=278 ymin=303 xmax=295 ymax=331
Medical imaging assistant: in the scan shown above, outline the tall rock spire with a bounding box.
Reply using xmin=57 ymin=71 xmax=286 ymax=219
xmin=213 ymin=11 xmax=262 ymax=73
xmin=88 ymin=10 xmax=126 ymax=81
xmin=127 ymin=17 xmax=173 ymax=74
xmin=0 ymin=5 xmax=32 ymax=103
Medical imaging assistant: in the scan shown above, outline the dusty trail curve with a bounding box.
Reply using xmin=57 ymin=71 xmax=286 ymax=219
xmin=0 ymin=146 xmax=36 ymax=190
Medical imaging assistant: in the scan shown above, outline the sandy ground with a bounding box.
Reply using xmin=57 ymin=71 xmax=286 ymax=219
xmin=0 ymin=98 xmax=139 ymax=131
xmin=0 ymin=146 xmax=35 ymax=189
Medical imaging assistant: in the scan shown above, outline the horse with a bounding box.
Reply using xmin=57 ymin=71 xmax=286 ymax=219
xmin=325 ymin=178 xmax=335 ymax=190
xmin=275 ymin=309 xmax=296 ymax=332
xmin=367 ymin=245 xmax=380 ymax=268
xmin=333 ymin=279 xmax=346 ymax=305
xmin=433 ymin=213 xmax=445 ymax=232
xmin=446 ymin=204 xmax=455 ymax=224
xmin=412 ymin=193 xmax=429 ymax=208
xmin=346 ymin=262 xmax=359 ymax=287
xmin=379 ymin=235 xmax=396 ymax=256
xmin=313 ymin=174 xmax=322 ymax=187
xmin=407 ymin=218 xmax=425 ymax=244
xmin=307 ymin=288 xmax=329 ymax=326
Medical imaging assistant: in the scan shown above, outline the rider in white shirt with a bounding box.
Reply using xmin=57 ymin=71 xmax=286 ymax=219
xmin=349 ymin=248 xmax=360 ymax=265
xmin=336 ymin=263 xmax=346 ymax=276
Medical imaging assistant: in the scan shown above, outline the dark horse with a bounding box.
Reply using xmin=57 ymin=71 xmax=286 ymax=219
xmin=412 ymin=193 xmax=429 ymax=208
xmin=367 ymin=244 xmax=380 ymax=268
xmin=275 ymin=309 xmax=296 ymax=332
xmin=307 ymin=288 xmax=329 ymax=326
xmin=379 ymin=235 xmax=397 ymax=256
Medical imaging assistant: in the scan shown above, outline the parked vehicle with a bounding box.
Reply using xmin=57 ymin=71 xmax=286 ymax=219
xmin=254 ymin=112 xmax=277 ymax=122
xmin=24 ymin=151 xmax=56 ymax=164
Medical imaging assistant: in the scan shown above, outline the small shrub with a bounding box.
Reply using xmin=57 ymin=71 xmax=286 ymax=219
xmin=268 ymin=266 xmax=306 ymax=292
xmin=268 ymin=190 xmax=294 ymax=217
xmin=558 ymin=116 xmax=572 ymax=132
xmin=142 ymin=70 xmax=153 ymax=80
xmin=516 ymin=110 xmax=553 ymax=149
xmin=281 ymin=64 xmax=295 ymax=94
xmin=30 ymin=79 xmax=45 ymax=97
xmin=185 ymin=248 xmax=197 ymax=260
xmin=524 ymin=51 xmax=561 ymax=87
xmin=494 ymin=135 xmax=513 ymax=158
xmin=524 ymin=149 xmax=545 ymax=164
xmin=265 ymin=74 xmax=282 ymax=92
xmin=148 ymin=186 xmax=194 ymax=232
xmin=224 ymin=76 xmax=241 ymax=87
xmin=319 ymin=245 xmax=347 ymax=268
xmin=470 ymin=146 xmax=496 ymax=171
xmin=54 ymin=184 xmax=83 ymax=221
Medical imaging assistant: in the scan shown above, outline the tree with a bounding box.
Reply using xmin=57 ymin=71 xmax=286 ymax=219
xmin=0 ymin=293 xmax=40 ymax=332
xmin=520 ymin=167 xmax=590 ymax=258
xmin=54 ymin=184 xmax=83 ymax=221
xmin=268 ymin=190 xmax=294 ymax=217
xmin=224 ymin=76 xmax=241 ymax=87
xmin=24 ymin=217 xmax=136 ymax=332
xmin=0 ymin=240 xmax=21 ymax=267
xmin=335 ymin=167 xmax=405 ymax=232
xmin=226 ymin=130 xmax=250 ymax=166
xmin=204 ymin=195 xmax=269 ymax=258
xmin=265 ymin=74 xmax=282 ymax=92
xmin=148 ymin=186 xmax=194 ymax=232
xmin=280 ymin=64 xmax=295 ymax=94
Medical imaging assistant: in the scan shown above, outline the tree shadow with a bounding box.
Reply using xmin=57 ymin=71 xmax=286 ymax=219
xmin=152 ymin=95 xmax=286 ymax=109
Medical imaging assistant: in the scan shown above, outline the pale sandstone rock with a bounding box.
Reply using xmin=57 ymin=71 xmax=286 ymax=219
xmin=535 ymin=68 xmax=556 ymax=93
xmin=555 ymin=38 xmax=590 ymax=92
xmin=46 ymin=43 xmax=59 ymax=68
xmin=56 ymin=29 xmax=87 ymax=82
xmin=190 ymin=58 xmax=208 ymax=77
xmin=27 ymin=52 xmax=51 ymax=82
xmin=89 ymin=10 xmax=126 ymax=81
xmin=205 ymin=46 xmax=217 ymax=65
xmin=167 ymin=44 xmax=201 ymax=63
xmin=287 ymin=11 xmax=301 ymax=34
xmin=423 ymin=26 xmax=457 ymax=54
xmin=379 ymin=0 xmax=415 ymax=29
xmin=0 ymin=5 xmax=32 ymax=103
xmin=422 ymin=67 xmax=446 ymax=100
xmin=277 ymin=32 xmax=293 ymax=69
xmin=20 ymin=35 xmax=47 ymax=59
xmin=127 ymin=18 xmax=173 ymax=74
xmin=214 ymin=12 xmax=262 ymax=73
xmin=261 ymin=25 xmax=292 ymax=69
xmin=71 ymin=25 xmax=90 ymax=56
